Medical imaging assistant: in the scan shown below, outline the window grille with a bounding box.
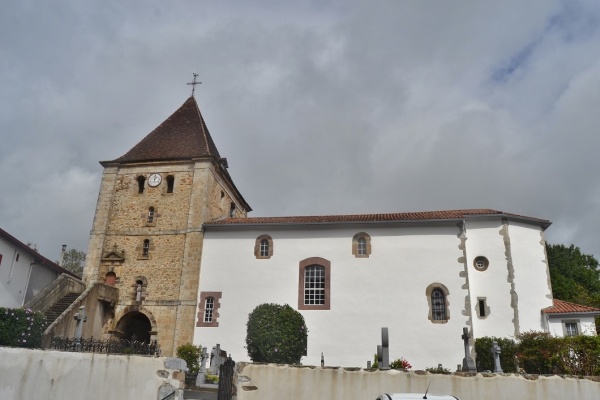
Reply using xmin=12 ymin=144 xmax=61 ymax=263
xmin=304 ymin=265 xmax=326 ymax=305
xmin=357 ymin=237 xmax=367 ymax=255
xmin=431 ymin=288 xmax=447 ymax=321
xmin=204 ymin=297 xmax=215 ymax=323
xmin=565 ymin=322 xmax=578 ymax=336
xmin=142 ymin=239 xmax=150 ymax=256
xmin=147 ymin=207 xmax=155 ymax=224
xmin=260 ymin=239 xmax=269 ymax=257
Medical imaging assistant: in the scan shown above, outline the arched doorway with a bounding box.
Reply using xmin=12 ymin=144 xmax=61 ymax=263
xmin=116 ymin=312 xmax=152 ymax=343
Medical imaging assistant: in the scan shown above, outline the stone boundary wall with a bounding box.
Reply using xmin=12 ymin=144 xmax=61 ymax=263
xmin=235 ymin=363 xmax=600 ymax=400
xmin=0 ymin=347 xmax=186 ymax=400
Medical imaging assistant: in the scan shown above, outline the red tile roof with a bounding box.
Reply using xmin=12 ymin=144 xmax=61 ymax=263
xmin=543 ymin=299 xmax=600 ymax=314
xmin=103 ymin=96 xmax=221 ymax=164
xmin=206 ymin=208 xmax=551 ymax=228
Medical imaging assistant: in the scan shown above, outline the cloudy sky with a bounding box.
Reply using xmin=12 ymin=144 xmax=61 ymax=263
xmin=2 ymin=0 xmax=600 ymax=262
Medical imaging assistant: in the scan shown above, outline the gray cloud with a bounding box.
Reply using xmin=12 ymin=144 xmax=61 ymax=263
xmin=2 ymin=1 xmax=600 ymax=260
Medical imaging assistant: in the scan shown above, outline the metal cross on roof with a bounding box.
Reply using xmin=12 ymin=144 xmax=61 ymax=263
xmin=187 ymin=73 xmax=202 ymax=96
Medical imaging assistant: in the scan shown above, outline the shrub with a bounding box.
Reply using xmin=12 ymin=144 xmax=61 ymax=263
xmin=0 ymin=307 xmax=46 ymax=348
xmin=475 ymin=337 xmax=518 ymax=373
xmin=516 ymin=331 xmax=560 ymax=374
xmin=515 ymin=331 xmax=600 ymax=376
xmin=176 ymin=343 xmax=202 ymax=375
xmin=425 ymin=365 xmax=452 ymax=374
xmin=390 ymin=357 xmax=412 ymax=370
xmin=246 ymin=303 xmax=307 ymax=364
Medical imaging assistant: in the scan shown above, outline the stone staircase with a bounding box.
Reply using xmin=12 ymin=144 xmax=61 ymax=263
xmin=43 ymin=292 xmax=81 ymax=325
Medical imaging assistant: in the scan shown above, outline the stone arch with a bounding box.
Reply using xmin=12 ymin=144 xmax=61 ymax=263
xmin=105 ymin=271 xmax=116 ymax=286
xmin=116 ymin=311 xmax=152 ymax=343
xmin=109 ymin=306 xmax=158 ymax=343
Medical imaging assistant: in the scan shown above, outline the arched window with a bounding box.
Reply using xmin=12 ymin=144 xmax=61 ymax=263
xmin=260 ymin=239 xmax=269 ymax=257
xmin=352 ymin=232 xmax=371 ymax=257
xmin=298 ymin=257 xmax=331 ymax=310
xmin=426 ymin=283 xmax=450 ymax=323
xmin=254 ymin=235 xmax=273 ymax=259
xmin=105 ymin=271 xmax=116 ymax=286
xmin=147 ymin=207 xmax=155 ymax=224
xmin=229 ymin=203 xmax=236 ymax=217
xmin=142 ymin=239 xmax=150 ymax=257
xmin=137 ymin=176 xmax=146 ymax=194
xmin=431 ymin=289 xmax=446 ymax=321
xmin=166 ymin=175 xmax=175 ymax=193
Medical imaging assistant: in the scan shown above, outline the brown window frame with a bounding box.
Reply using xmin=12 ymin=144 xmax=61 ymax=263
xmin=197 ymin=291 xmax=222 ymax=327
xmin=298 ymin=257 xmax=331 ymax=310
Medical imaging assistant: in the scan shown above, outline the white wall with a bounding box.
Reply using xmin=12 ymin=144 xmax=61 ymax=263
xmin=547 ymin=315 xmax=598 ymax=337
xmin=0 ymin=347 xmax=185 ymax=400
xmin=235 ymin=363 xmax=600 ymax=400
xmin=0 ymin=238 xmax=33 ymax=307
xmin=195 ymin=218 xmax=552 ymax=369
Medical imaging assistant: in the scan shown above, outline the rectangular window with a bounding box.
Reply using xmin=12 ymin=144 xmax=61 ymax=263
xmin=565 ymin=322 xmax=578 ymax=336
xmin=142 ymin=240 xmax=150 ymax=256
xmin=304 ymin=265 xmax=325 ymax=305
xmin=204 ymin=297 xmax=215 ymax=323
xmin=0 ymin=254 xmax=3 ymax=265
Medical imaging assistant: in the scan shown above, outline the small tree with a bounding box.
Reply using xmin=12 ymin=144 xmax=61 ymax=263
xmin=246 ymin=303 xmax=308 ymax=364
xmin=176 ymin=343 xmax=202 ymax=375
xmin=57 ymin=248 xmax=86 ymax=277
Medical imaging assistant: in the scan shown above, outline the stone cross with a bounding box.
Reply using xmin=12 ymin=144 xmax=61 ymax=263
xmin=195 ymin=347 xmax=209 ymax=386
xmin=187 ymin=73 xmax=202 ymax=96
xmin=209 ymin=344 xmax=226 ymax=375
xmin=461 ymin=327 xmax=476 ymax=372
xmin=491 ymin=341 xmax=503 ymax=373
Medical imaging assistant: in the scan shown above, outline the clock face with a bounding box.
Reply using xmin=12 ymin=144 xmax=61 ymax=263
xmin=148 ymin=173 xmax=162 ymax=187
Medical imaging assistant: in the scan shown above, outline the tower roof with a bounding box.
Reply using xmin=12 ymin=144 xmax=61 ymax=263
xmin=103 ymin=96 xmax=222 ymax=164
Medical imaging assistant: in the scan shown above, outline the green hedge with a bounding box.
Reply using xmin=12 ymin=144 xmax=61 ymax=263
xmin=475 ymin=337 xmax=518 ymax=373
xmin=0 ymin=307 xmax=46 ymax=348
xmin=476 ymin=332 xmax=600 ymax=376
xmin=176 ymin=343 xmax=202 ymax=375
xmin=246 ymin=303 xmax=307 ymax=364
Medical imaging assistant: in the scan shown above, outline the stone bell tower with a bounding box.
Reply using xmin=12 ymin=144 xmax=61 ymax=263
xmin=83 ymin=94 xmax=251 ymax=355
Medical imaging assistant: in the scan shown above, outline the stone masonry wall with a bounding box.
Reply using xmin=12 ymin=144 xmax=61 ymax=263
xmin=85 ymin=159 xmax=248 ymax=356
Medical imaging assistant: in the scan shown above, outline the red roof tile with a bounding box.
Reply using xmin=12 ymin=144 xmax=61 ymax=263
xmin=543 ymin=299 xmax=600 ymax=314
xmin=206 ymin=209 xmax=551 ymax=227
xmin=103 ymin=96 xmax=221 ymax=164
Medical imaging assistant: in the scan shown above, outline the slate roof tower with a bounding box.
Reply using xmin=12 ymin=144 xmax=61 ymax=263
xmin=84 ymin=96 xmax=250 ymax=356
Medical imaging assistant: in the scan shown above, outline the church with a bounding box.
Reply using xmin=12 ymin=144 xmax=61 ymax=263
xmin=82 ymin=92 xmax=599 ymax=368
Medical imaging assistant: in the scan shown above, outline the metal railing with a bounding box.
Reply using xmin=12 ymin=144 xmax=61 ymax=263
xmin=49 ymin=335 xmax=160 ymax=356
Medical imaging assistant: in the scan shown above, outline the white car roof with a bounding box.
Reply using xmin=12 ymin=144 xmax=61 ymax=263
xmin=377 ymin=394 xmax=459 ymax=400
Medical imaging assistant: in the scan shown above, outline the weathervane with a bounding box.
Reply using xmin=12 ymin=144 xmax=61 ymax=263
xmin=187 ymin=73 xmax=202 ymax=96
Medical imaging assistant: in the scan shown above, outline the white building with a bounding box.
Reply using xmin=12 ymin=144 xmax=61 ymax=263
xmin=194 ymin=210 xmax=566 ymax=369
xmin=0 ymin=228 xmax=78 ymax=308
xmin=543 ymin=299 xmax=600 ymax=337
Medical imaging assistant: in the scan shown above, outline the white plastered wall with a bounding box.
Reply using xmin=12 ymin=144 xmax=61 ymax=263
xmin=0 ymin=238 xmax=33 ymax=308
xmin=547 ymin=315 xmax=598 ymax=337
xmin=196 ymin=222 xmax=472 ymax=369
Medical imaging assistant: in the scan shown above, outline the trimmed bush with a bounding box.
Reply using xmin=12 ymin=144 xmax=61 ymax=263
xmin=246 ymin=303 xmax=307 ymax=364
xmin=475 ymin=337 xmax=518 ymax=373
xmin=0 ymin=307 xmax=46 ymax=348
xmin=516 ymin=331 xmax=560 ymax=374
xmin=176 ymin=343 xmax=202 ymax=375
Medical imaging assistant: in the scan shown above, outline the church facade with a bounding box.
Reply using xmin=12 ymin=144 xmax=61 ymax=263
xmin=195 ymin=211 xmax=554 ymax=368
xmin=83 ymin=94 xmax=596 ymax=366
